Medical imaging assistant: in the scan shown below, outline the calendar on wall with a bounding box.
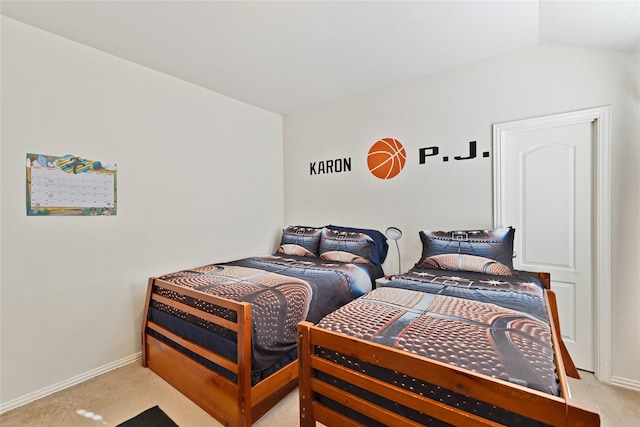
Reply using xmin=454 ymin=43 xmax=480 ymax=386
xmin=26 ymin=153 xmax=117 ymax=216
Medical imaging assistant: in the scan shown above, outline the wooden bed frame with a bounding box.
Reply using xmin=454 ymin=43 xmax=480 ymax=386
xmin=141 ymin=277 xmax=298 ymax=427
xmin=297 ymin=273 xmax=601 ymax=426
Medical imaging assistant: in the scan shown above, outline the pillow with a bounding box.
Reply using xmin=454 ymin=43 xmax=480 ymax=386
xmin=326 ymin=225 xmax=388 ymax=265
xmin=418 ymin=227 xmax=515 ymax=270
xmin=276 ymin=226 xmax=323 ymax=257
xmin=418 ymin=254 xmax=513 ymax=276
xmin=319 ymin=228 xmax=374 ymax=264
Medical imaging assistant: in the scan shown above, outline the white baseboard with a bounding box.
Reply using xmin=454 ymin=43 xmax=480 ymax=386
xmin=610 ymin=375 xmax=640 ymax=392
xmin=0 ymin=352 xmax=142 ymax=415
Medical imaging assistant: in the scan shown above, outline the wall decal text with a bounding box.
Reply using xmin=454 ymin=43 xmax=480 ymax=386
xmin=310 ymin=158 xmax=352 ymax=175
xmin=419 ymin=141 xmax=490 ymax=163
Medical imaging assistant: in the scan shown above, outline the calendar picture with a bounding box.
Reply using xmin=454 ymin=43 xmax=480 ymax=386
xmin=26 ymin=153 xmax=117 ymax=216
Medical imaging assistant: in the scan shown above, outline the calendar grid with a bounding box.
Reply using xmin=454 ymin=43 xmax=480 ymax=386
xmin=26 ymin=153 xmax=117 ymax=216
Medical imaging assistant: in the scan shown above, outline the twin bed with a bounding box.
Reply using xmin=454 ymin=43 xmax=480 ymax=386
xmin=298 ymin=227 xmax=600 ymax=426
xmin=142 ymin=225 xmax=601 ymax=426
xmin=141 ymin=225 xmax=387 ymax=426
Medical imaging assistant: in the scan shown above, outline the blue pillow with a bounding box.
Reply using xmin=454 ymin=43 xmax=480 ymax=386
xmin=326 ymin=225 xmax=389 ymax=265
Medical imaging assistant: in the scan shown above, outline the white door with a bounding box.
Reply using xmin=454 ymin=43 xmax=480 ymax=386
xmin=494 ymin=114 xmax=595 ymax=371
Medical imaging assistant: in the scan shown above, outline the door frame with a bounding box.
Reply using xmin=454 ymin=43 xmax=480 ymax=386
xmin=492 ymin=106 xmax=611 ymax=382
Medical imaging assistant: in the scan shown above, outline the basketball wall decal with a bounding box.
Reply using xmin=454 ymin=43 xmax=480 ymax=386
xmin=367 ymin=138 xmax=407 ymax=179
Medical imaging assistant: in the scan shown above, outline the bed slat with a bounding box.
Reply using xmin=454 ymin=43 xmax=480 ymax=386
xmin=151 ymin=292 xmax=240 ymax=332
xmin=311 ymin=378 xmax=428 ymax=427
xmin=146 ymin=320 xmax=239 ymax=374
xmin=311 ymin=402 xmax=364 ymax=427
xmin=150 ymin=277 xmax=251 ymax=311
xmin=309 ymin=356 xmax=503 ymax=427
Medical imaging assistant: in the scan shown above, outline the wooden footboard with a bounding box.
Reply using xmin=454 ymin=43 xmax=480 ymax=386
xmin=297 ymin=272 xmax=600 ymax=427
xmin=142 ymin=277 xmax=298 ymax=427
xmin=298 ymin=322 xmax=599 ymax=426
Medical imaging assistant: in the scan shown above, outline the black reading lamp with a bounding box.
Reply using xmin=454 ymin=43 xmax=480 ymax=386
xmin=385 ymin=226 xmax=403 ymax=276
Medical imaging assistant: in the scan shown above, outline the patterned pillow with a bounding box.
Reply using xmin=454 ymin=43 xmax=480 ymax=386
xmin=418 ymin=227 xmax=515 ymax=270
xmin=319 ymin=228 xmax=374 ymax=264
xmin=418 ymin=254 xmax=513 ymax=276
xmin=276 ymin=226 xmax=323 ymax=257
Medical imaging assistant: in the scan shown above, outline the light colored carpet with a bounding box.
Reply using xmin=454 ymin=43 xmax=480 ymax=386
xmin=0 ymin=362 xmax=638 ymax=426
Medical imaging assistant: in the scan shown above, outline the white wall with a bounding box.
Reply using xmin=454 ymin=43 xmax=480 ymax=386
xmin=284 ymin=44 xmax=640 ymax=388
xmin=0 ymin=17 xmax=284 ymax=408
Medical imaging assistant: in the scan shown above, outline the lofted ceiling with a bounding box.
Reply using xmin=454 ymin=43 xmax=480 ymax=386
xmin=2 ymin=0 xmax=639 ymax=115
